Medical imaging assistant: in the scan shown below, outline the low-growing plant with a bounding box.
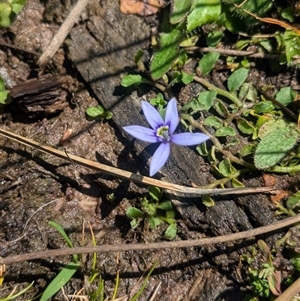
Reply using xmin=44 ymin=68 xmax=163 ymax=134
xmin=0 ymin=0 xmax=26 ymax=27
xmin=121 ymin=0 xmax=300 ymax=199
xmin=126 ymin=186 xmax=178 ymax=240
xmin=0 ymin=77 xmax=11 ymax=105
xmin=241 ymin=238 xmax=300 ymax=300
xmin=85 ymin=105 xmax=113 ymax=120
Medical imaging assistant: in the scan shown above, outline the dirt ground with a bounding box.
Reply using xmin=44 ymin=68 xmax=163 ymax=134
xmin=0 ymin=0 xmax=299 ymax=300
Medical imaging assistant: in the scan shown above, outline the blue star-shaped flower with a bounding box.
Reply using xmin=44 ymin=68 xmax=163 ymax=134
xmin=123 ymin=98 xmax=209 ymax=176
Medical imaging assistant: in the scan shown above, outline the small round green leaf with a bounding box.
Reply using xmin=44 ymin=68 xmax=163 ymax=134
xmin=236 ymin=117 xmax=254 ymax=134
xmin=164 ymin=223 xmax=177 ymax=240
xmin=198 ymin=52 xmax=220 ymax=76
xmin=204 ymin=116 xmax=223 ymax=128
xmin=187 ymin=0 xmax=221 ymax=32
xmin=126 ymin=207 xmax=144 ymax=219
xmin=85 ymin=106 xmax=104 ymax=118
xmin=254 ymin=101 xmax=275 ymax=113
xmin=227 ymin=68 xmax=249 ymax=92
xmin=121 ymin=74 xmax=151 ymax=87
xmin=157 ymin=200 xmax=173 ymax=211
xmin=275 ymin=87 xmax=296 ymax=106
xmin=215 ymin=126 xmax=236 ymax=137
xmin=286 ymin=191 xmax=300 ymax=211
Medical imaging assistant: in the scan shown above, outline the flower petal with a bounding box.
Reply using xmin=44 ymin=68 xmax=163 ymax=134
xmin=142 ymin=101 xmax=164 ymax=130
xmin=171 ymin=132 xmax=209 ymax=146
xmin=164 ymin=97 xmax=179 ymax=134
xmin=150 ymin=142 xmax=170 ymax=176
xmin=123 ymin=125 xmax=160 ymax=143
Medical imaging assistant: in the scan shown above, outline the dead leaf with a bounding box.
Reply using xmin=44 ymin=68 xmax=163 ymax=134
xmin=120 ymin=0 xmax=166 ymax=16
xmin=270 ymin=190 xmax=289 ymax=203
xmin=262 ymin=174 xmax=276 ymax=187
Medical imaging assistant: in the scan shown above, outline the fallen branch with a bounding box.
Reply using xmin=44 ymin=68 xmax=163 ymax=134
xmin=1 ymin=213 xmax=299 ymax=265
xmin=37 ymin=0 xmax=89 ymax=68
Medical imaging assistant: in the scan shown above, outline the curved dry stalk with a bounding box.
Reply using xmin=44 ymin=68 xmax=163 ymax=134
xmin=1 ymin=213 xmax=300 ymax=265
xmin=0 ymin=128 xmax=273 ymax=196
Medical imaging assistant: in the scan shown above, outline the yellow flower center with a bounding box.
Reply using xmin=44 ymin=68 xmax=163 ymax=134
xmin=156 ymin=125 xmax=170 ymax=141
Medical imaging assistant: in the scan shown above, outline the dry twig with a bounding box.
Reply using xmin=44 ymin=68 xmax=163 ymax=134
xmin=1 ymin=213 xmax=299 ymax=265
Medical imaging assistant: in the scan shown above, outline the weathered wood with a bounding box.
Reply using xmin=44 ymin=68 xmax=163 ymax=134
xmin=67 ymin=0 xmax=277 ymax=231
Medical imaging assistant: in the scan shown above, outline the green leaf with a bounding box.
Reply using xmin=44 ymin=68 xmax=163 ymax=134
xmin=11 ymin=0 xmax=26 ymax=14
xmin=286 ymin=191 xmax=300 ymax=211
xmin=85 ymin=106 xmax=105 ymax=118
xmin=170 ymin=0 xmax=192 ymax=24
xmin=203 ymin=116 xmax=223 ymax=128
xmin=49 ymin=221 xmax=78 ymax=263
xmin=291 ymin=258 xmax=300 ymax=271
xmin=208 ymin=145 xmax=217 ymax=164
xmin=157 ymin=200 xmax=173 ymax=211
xmin=150 ymin=29 xmax=182 ymax=80
xmin=121 ymin=74 xmax=151 ymax=87
xmin=239 ymin=83 xmax=257 ymax=101
xmin=218 ymin=158 xmax=236 ymax=176
xmin=254 ymin=127 xmax=299 ymax=169
xmin=202 ymin=194 xmax=215 ymax=207
xmin=196 ymin=142 xmax=208 ymax=156
xmin=236 ymin=118 xmax=255 ymax=134
xmin=196 ymin=90 xmax=217 ymax=110
xmin=104 ymin=111 xmax=113 ymax=120
xmin=198 ymin=52 xmax=220 ymax=76
xmin=0 ymin=281 xmax=34 ymax=299
xmin=240 ymin=144 xmax=255 ymax=157
xmin=143 ymin=202 xmax=157 ymax=216
xmin=0 ymin=3 xmax=12 ymax=27
xmin=148 ymin=186 xmax=162 ymax=201
xmin=130 ymin=218 xmax=140 ymax=229
xmin=165 ymin=209 xmax=175 ymax=219
xmin=0 ymin=91 xmax=11 ymax=105
xmin=236 ymin=39 xmax=251 ymax=50
xmin=267 ymin=271 xmax=281 ymax=296
xmin=231 ymin=178 xmax=244 ymax=188
xmin=283 ymin=30 xmax=300 ymax=66
xmin=275 ymin=87 xmax=296 ymax=106
xmin=40 ymin=262 xmax=80 ymax=301
xmin=49 ymin=221 xmax=74 ymax=248
xmin=222 ymin=0 xmax=273 ymax=31
xmin=253 ymin=101 xmax=275 ymax=113
xmin=149 ymin=216 xmax=161 ymax=229
xmin=181 ymin=71 xmax=194 ymax=84
xmin=187 ymin=0 xmax=221 ymax=32
xmin=257 ymin=119 xmax=286 ymax=139
xmin=206 ymin=31 xmax=222 ymax=47
xmin=164 ymin=223 xmax=177 ymax=240
xmin=213 ymin=99 xmax=229 ymax=117
xmin=215 ymin=126 xmax=236 ymax=137
xmin=134 ymin=49 xmax=145 ymax=72
xmin=227 ymin=68 xmax=249 ymax=92
xmin=126 ymin=207 xmax=144 ymax=219
xmin=280 ymin=7 xmax=295 ymax=23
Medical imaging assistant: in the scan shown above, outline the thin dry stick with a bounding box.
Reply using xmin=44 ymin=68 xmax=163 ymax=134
xmin=185 ymin=47 xmax=280 ymax=60
xmin=1 ymin=214 xmax=299 ymax=265
xmin=37 ymin=0 xmax=90 ymax=68
xmin=0 ymin=128 xmax=273 ymax=196
xmin=274 ymin=276 xmax=300 ymax=301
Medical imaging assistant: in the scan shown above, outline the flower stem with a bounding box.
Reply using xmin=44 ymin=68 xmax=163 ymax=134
xmin=268 ymin=165 xmax=300 ymax=173
xmin=181 ymin=114 xmax=255 ymax=169
xmin=195 ymin=169 xmax=246 ymax=189
xmin=193 ymin=73 xmax=243 ymax=108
